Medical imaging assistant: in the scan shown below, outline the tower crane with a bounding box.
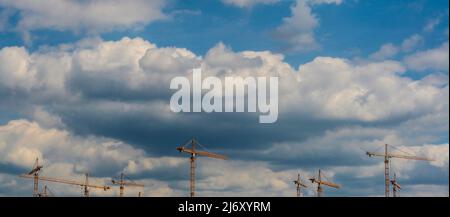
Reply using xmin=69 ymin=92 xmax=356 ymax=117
xmin=293 ymin=173 xmax=308 ymax=197
xmin=366 ymin=144 xmax=433 ymax=197
xmin=309 ymin=169 xmax=340 ymax=197
xmin=26 ymin=158 xmax=43 ymax=197
xmin=20 ymin=172 xmax=110 ymax=197
xmin=176 ymin=138 xmax=227 ymax=197
xmin=390 ymin=173 xmax=401 ymax=197
xmin=111 ymin=173 xmax=144 ymax=197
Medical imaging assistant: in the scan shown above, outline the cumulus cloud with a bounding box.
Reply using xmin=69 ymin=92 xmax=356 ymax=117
xmin=28 ymin=107 xmax=65 ymax=129
xmin=369 ymin=35 xmax=424 ymax=61
xmin=292 ymin=57 xmax=446 ymax=121
xmin=274 ymin=0 xmax=342 ymax=52
xmin=0 ymin=119 xmax=188 ymax=196
xmin=0 ymin=119 xmax=139 ymax=170
xmin=0 ymin=37 xmax=448 ymax=196
xmin=0 ymin=36 xmax=447 ymax=125
xmin=0 ymin=120 xmax=333 ymax=196
xmin=404 ymin=42 xmax=449 ymax=72
xmin=2 ymin=119 xmax=445 ymax=196
xmin=222 ymin=0 xmax=280 ymax=8
xmin=370 ymin=43 xmax=399 ymax=60
xmin=0 ymin=45 xmax=71 ymax=96
xmin=0 ymin=0 xmax=166 ymax=35
xmin=401 ymin=34 xmax=424 ymax=53
xmin=406 ymin=144 xmax=449 ymax=168
xmin=0 ymin=36 xmax=447 ymax=136
xmin=309 ymin=0 xmax=342 ymax=5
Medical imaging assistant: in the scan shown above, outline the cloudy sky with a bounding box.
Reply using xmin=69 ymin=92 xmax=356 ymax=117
xmin=0 ymin=0 xmax=448 ymax=197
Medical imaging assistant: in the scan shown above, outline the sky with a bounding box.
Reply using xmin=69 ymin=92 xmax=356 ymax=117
xmin=0 ymin=0 xmax=448 ymax=197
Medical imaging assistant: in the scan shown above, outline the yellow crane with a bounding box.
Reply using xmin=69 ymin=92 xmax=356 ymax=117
xmin=20 ymin=161 xmax=110 ymax=197
xmin=20 ymin=173 xmax=110 ymax=197
xmin=25 ymin=158 xmax=43 ymax=197
xmin=176 ymin=138 xmax=227 ymax=197
xmin=293 ymin=173 xmax=308 ymax=197
xmin=366 ymin=144 xmax=433 ymax=197
xmin=309 ymin=169 xmax=340 ymax=197
xmin=390 ymin=173 xmax=401 ymax=197
xmin=111 ymin=173 xmax=144 ymax=197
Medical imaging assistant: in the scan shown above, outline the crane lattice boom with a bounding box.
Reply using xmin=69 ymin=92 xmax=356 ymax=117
xmin=309 ymin=170 xmax=341 ymax=197
xmin=366 ymin=144 xmax=433 ymax=197
xmin=111 ymin=173 xmax=144 ymax=197
xmin=20 ymin=174 xmax=110 ymax=190
xmin=177 ymin=138 xmax=227 ymax=197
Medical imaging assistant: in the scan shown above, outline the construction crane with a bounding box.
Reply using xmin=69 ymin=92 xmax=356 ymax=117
xmin=111 ymin=173 xmax=144 ymax=197
xmin=26 ymin=158 xmax=43 ymax=197
xmin=176 ymin=138 xmax=227 ymax=197
xmin=390 ymin=173 xmax=401 ymax=197
xmin=366 ymin=144 xmax=433 ymax=197
xmin=309 ymin=169 xmax=340 ymax=197
xmin=293 ymin=173 xmax=308 ymax=197
xmin=20 ymin=172 xmax=110 ymax=197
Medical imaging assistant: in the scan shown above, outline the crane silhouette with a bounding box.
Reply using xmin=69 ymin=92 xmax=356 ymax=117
xmin=366 ymin=144 xmax=433 ymax=197
xmin=177 ymin=138 xmax=227 ymax=197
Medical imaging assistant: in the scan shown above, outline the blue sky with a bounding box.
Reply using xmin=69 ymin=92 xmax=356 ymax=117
xmin=1 ymin=0 xmax=448 ymax=67
xmin=0 ymin=0 xmax=448 ymax=197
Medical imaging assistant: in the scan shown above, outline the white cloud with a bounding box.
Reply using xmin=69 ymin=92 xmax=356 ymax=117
xmin=0 ymin=37 xmax=447 ymax=123
xmin=222 ymin=0 xmax=280 ymax=8
xmin=309 ymin=0 xmax=342 ymax=5
xmin=369 ymin=34 xmax=424 ymax=61
xmin=0 ymin=119 xmax=188 ymax=196
xmin=401 ymin=34 xmax=423 ymax=53
xmin=404 ymin=144 xmax=449 ymax=168
xmin=0 ymin=0 xmax=166 ymax=34
xmin=370 ymin=43 xmax=399 ymax=60
xmin=196 ymin=160 xmax=311 ymax=196
xmin=204 ymin=42 xmax=263 ymax=70
xmin=28 ymin=107 xmax=65 ymax=129
xmin=0 ymin=46 xmax=34 ymax=90
xmin=0 ymin=37 xmax=448 ymax=196
xmin=0 ymin=119 xmax=139 ymax=169
xmin=292 ymin=57 xmax=446 ymax=121
xmin=404 ymin=42 xmax=449 ymax=71
xmin=275 ymin=0 xmax=320 ymax=51
xmin=400 ymin=184 xmax=449 ymax=197
xmin=274 ymin=0 xmax=341 ymax=52
xmin=0 ymin=117 xmax=447 ymax=196
xmin=0 ymin=119 xmax=326 ymax=196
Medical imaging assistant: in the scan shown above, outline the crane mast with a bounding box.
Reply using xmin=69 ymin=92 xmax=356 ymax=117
xmin=28 ymin=158 xmax=43 ymax=197
xmin=111 ymin=173 xmax=144 ymax=197
xmin=293 ymin=173 xmax=308 ymax=197
xmin=366 ymin=144 xmax=433 ymax=197
xmin=390 ymin=173 xmax=401 ymax=197
xmin=384 ymin=144 xmax=389 ymax=197
xmin=177 ymin=138 xmax=227 ymax=197
xmin=24 ymin=158 xmax=43 ymax=197
xmin=309 ymin=169 xmax=340 ymax=197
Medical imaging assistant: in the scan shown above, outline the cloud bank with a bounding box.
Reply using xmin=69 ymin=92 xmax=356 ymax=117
xmin=0 ymin=36 xmax=448 ymax=196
